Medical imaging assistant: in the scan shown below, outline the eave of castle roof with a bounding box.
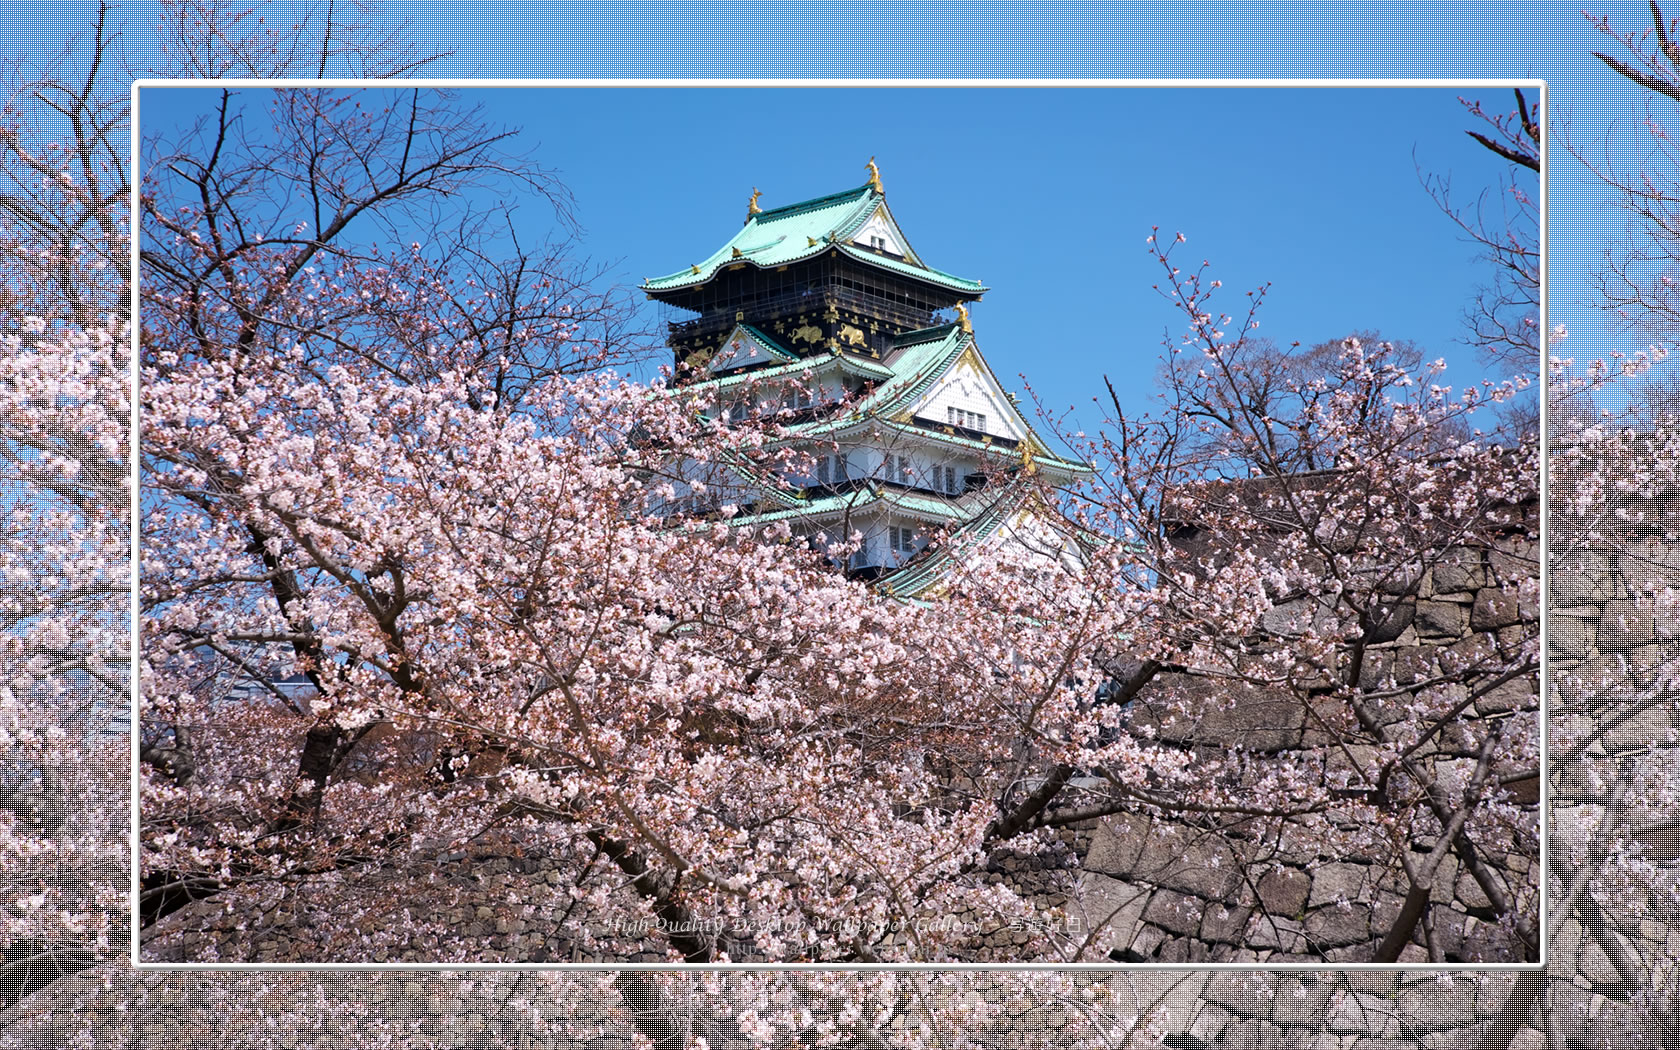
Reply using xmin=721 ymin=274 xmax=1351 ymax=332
xmin=642 ymin=183 xmax=985 ymax=297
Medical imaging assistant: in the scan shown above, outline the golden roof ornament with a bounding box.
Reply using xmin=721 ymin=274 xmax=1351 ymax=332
xmin=955 ymin=303 xmax=973 ymax=334
xmin=866 ymin=156 xmax=883 ymax=194
xmin=745 ymin=187 xmax=762 ymax=223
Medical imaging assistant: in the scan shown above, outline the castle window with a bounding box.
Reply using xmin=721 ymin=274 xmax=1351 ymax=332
xmin=948 ymin=407 xmax=986 ymax=433
xmin=816 ymin=453 xmax=847 ymax=486
xmin=889 ymin=526 xmax=918 ymax=554
xmin=925 ymin=462 xmax=959 ymax=494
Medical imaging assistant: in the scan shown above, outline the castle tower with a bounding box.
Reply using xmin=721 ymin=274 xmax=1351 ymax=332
xmin=642 ymin=162 xmax=1088 ymax=594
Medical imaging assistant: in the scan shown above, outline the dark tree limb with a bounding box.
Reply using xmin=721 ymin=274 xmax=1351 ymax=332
xmin=983 ymin=658 xmax=1162 ymax=844
xmin=1593 ymin=50 xmax=1680 ymax=103
xmin=1466 ymin=131 xmax=1540 ymax=172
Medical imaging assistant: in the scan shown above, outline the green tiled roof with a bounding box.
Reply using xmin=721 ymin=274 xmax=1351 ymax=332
xmin=719 ymin=456 xmax=803 ymax=508
xmin=722 ymin=481 xmax=983 ymax=530
xmin=721 ymin=487 xmax=889 ymax=528
xmin=701 ymin=355 xmax=823 ymax=394
xmin=832 ymin=244 xmax=980 ymax=292
xmin=883 ymin=484 xmax=1032 ymax=597
xmin=789 ymin=323 xmax=969 ymax=435
xmin=705 ymin=318 xmax=1090 ymax=481
xmin=643 ymin=183 xmax=985 ymax=296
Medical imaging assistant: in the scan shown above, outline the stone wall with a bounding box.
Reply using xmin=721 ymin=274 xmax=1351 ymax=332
xmin=20 ymin=503 xmax=1680 ymax=1049
xmin=1056 ymin=508 xmax=1540 ymax=964
xmin=1543 ymin=515 xmax=1680 ymax=1039
xmin=1 ymin=966 xmax=1666 ymax=1048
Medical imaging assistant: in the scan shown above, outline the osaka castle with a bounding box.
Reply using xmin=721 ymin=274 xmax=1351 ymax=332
xmin=642 ymin=160 xmax=1089 ymax=596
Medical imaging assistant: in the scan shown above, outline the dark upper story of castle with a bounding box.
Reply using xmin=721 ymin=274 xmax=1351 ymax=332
xmin=640 ymin=165 xmax=987 ymax=373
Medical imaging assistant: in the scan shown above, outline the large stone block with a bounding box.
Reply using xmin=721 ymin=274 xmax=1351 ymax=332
xmin=1391 ymin=644 xmax=1440 ymax=685
xmin=1143 ymin=891 xmax=1209 ymax=938
xmin=1549 ymin=552 xmax=1610 ymax=604
xmin=1262 ymin=595 xmax=1349 ymax=637
xmin=1257 ymin=866 xmax=1310 ymax=917
xmin=1202 ymin=972 xmax=1274 ymax=1018
xmin=1201 ymin=902 xmax=1254 ymax=944
xmin=1598 ymin=700 xmax=1680 ymax=755
xmin=1489 ymin=545 xmax=1537 ymax=586
xmin=1304 ymin=902 xmax=1372 ymax=948
xmin=1614 ymin=537 xmax=1680 ymax=592
xmin=1424 ymin=852 xmax=1472 ymax=912
xmin=1346 ymin=972 xmax=1400 ymax=996
xmin=1415 ymin=598 xmax=1468 ymax=639
xmin=1470 ymin=587 xmax=1520 ymax=630
xmin=1598 ymin=597 xmax=1656 ymax=649
xmin=1245 ymin=912 xmax=1308 ymax=952
xmin=1270 ymin=978 xmax=1333 ymax=1027
xmin=1308 ymin=861 xmax=1372 ymax=909
xmin=1070 ymin=872 xmax=1150 ymax=949
xmin=1428 ymin=546 xmax=1486 ymax=594
xmin=1546 ymin=609 xmax=1599 ymax=660
xmin=1552 ymin=654 xmax=1626 ymax=703
xmin=1083 ymin=813 xmax=1244 ymax=899
xmin=1393 ymin=982 xmax=1476 ymax=1030
xmin=1366 ymin=599 xmax=1416 ymax=644
xmin=1633 ymin=819 xmax=1680 ymax=863
xmin=1220 ymin=1018 xmax=1284 ymax=1049
xmin=1186 ymin=1003 xmax=1238 ymax=1046
xmin=1474 ymin=674 xmax=1536 ymax=715
xmin=1324 ymin=989 xmax=1385 ymax=1033
xmin=1198 ymin=697 xmax=1307 ymax=751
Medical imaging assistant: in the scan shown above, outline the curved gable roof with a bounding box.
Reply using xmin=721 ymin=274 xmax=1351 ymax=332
xmin=643 ymin=182 xmax=985 ymax=297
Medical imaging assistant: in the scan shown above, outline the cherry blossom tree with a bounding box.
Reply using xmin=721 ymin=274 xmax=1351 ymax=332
xmin=1454 ymin=6 xmax=1680 ymax=1039
xmin=154 ymin=0 xmax=449 ymax=78
xmin=1005 ymin=232 xmax=1542 ymax=963
xmin=131 ymin=85 xmax=1122 ymax=963
xmin=136 ymin=232 xmax=1131 ymax=958
xmin=18 ymin=1 xmax=1679 ymax=1044
xmin=135 ymin=169 xmax=1545 ymax=966
xmin=1419 ymin=88 xmax=1540 ymax=377
xmin=0 ymin=2 xmax=132 ymax=1010
xmin=0 ymin=0 xmax=484 ymax=1012
xmin=141 ymin=85 xmax=649 ymax=411
xmin=0 ymin=316 xmax=129 ymax=1008
xmin=1584 ymin=1 xmax=1680 ymax=348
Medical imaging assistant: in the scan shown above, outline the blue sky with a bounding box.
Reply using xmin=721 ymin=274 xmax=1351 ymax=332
xmin=139 ymin=84 xmax=1532 ymax=431
xmin=122 ymin=0 xmax=1680 ymax=427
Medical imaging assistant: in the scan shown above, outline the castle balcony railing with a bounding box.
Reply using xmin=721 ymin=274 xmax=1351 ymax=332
xmin=662 ymin=286 xmax=942 ymax=342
